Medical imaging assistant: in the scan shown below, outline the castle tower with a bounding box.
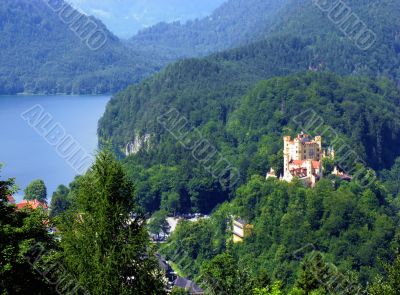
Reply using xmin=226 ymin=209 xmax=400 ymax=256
xmin=283 ymin=136 xmax=291 ymax=178
xmin=314 ymin=136 xmax=322 ymax=160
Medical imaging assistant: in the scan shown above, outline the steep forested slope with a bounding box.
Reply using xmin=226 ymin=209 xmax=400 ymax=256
xmin=100 ymin=0 xmax=400 ymax=173
xmin=0 ymin=0 xmax=290 ymax=95
xmin=0 ymin=0 xmax=169 ymax=94
xmin=129 ymin=0 xmax=289 ymax=58
xmin=100 ymin=72 xmax=400 ymax=215
xmin=162 ymin=176 xmax=400 ymax=291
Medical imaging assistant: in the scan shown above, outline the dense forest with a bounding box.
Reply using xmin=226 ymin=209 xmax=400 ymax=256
xmin=98 ymin=0 xmax=400 ymax=215
xmin=3 ymin=0 xmax=400 ymax=293
xmin=100 ymin=0 xmax=400 ymax=148
xmin=0 ymin=153 xmax=166 ymax=294
xmin=0 ymin=0 xmax=171 ymax=95
xmin=6 ymin=151 xmax=400 ymax=294
xmin=161 ymin=175 xmax=400 ymax=293
xmin=128 ymin=0 xmax=288 ymax=58
xmin=0 ymin=0 xmax=288 ymax=95
xmin=78 ymin=0 xmax=400 ymax=291
xmin=99 ymin=72 xmax=400 ymax=215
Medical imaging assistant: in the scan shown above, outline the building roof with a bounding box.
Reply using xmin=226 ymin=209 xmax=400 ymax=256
xmin=155 ymin=254 xmax=171 ymax=273
xmin=290 ymin=168 xmax=308 ymax=178
xmin=291 ymin=160 xmax=305 ymax=166
xmin=312 ymin=161 xmax=321 ymax=169
xmin=16 ymin=199 xmax=48 ymax=210
xmin=233 ymin=218 xmax=246 ymax=226
xmin=290 ymin=160 xmax=320 ymax=169
xmin=174 ymin=277 xmax=204 ymax=294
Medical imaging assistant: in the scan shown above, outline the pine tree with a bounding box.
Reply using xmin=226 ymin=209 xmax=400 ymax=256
xmin=60 ymin=150 xmax=166 ymax=294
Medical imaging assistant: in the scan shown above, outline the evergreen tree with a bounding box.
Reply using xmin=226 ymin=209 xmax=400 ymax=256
xmin=59 ymin=150 xmax=166 ymax=294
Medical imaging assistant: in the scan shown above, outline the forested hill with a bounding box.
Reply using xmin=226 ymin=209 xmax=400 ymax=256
xmin=128 ymin=0 xmax=288 ymax=58
xmin=0 ymin=0 xmax=290 ymax=95
xmin=99 ymin=0 xmax=400 ymax=215
xmin=100 ymin=0 xmax=400 ymax=156
xmin=0 ymin=0 xmax=172 ymax=95
xmin=100 ymin=72 xmax=400 ymax=214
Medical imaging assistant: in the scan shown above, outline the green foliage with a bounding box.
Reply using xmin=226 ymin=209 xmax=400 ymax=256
xmin=322 ymin=158 xmax=334 ymax=175
xmin=368 ymin=255 xmax=400 ymax=295
xmin=59 ymin=150 xmax=166 ymax=294
xmin=200 ymin=252 xmax=254 ymax=295
xmin=24 ymin=179 xmax=47 ymax=203
xmin=380 ymin=157 xmax=400 ymax=197
xmin=49 ymin=185 xmax=70 ymax=218
xmin=101 ymin=72 xmax=400 ymax=215
xmin=129 ymin=0 xmax=287 ymax=57
xmin=254 ymin=281 xmax=284 ymax=295
xmin=160 ymin=203 xmax=231 ymax=277
xmin=0 ymin=170 xmax=56 ymax=294
xmin=161 ymin=191 xmax=180 ymax=215
xmin=123 ymin=163 xmax=228 ymax=214
xmin=0 ymin=0 xmax=170 ymax=95
xmin=148 ymin=210 xmax=170 ymax=238
xmin=164 ymin=176 xmax=399 ymax=291
xmin=170 ymin=286 xmax=190 ymax=295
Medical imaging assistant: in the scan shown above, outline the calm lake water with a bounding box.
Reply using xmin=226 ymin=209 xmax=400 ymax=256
xmin=0 ymin=95 xmax=110 ymax=202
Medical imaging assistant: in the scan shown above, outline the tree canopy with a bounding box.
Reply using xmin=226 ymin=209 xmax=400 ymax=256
xmin=59 ymin=150 xmax=166 ymax=294
xmin=24 ymin=179 xmax=47 ymax=203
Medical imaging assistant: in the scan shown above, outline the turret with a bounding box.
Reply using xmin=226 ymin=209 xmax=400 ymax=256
xmin=283 ymin=136 xmax=292 ymax=177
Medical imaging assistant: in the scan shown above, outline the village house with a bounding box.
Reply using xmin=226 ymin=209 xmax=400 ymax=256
xmin=232 ymin=218 xmax=254 ymax=243
xmin=16 ymin=199 xmax=48 ymax=210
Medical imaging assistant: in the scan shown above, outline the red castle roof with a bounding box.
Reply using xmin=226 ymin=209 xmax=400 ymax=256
xmin=16 ymin=199 xmax=48 ymax=210
xmin=312 ymin=161 xmax=321 ymax=169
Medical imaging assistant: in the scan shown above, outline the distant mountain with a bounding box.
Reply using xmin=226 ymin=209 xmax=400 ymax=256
xmin=129 ymin=0 xmax=288 ymax=58
xmin=0 ymin=0 xmax=289 ymax=95
xmin=0 ymin=0 xmax=169 ymax=95
xmin=69 ymin=0 xmax=227 ymax=39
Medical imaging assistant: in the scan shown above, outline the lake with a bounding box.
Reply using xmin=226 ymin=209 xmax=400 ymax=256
xmin=0 ymin=95 xmax=110 ymax=202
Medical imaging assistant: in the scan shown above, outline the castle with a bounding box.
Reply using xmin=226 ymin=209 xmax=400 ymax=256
xmin=267 ymin=133 xmax=334 ymax=187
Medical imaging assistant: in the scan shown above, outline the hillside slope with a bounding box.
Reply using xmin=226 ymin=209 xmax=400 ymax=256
xmin=0 ymin=0 xmax=290 ymax=95
xmin=69 ymin=0 xmax=227 ymax=38
xmin=0 ymin=0 xmax=169 ymax=94
xmin=162 ymin=175 xmax=400 ymax=290
xmin=100 ymin=72 xmax=400 ymax=215
xmin=100 ymin=0 xmax=400 ymax=158
xmin=129 ymin=0 xmax=288 ymax=58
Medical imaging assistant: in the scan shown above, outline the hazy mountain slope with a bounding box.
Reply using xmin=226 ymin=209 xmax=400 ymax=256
xmin=0 ymin=0 xmax=291 ymax=94
xmin=0 ymin=0 xmax=168 ymax=94
xmin=69 ymin=0 xmax=227 ymax=38
xmin=266 ymin=0 xmax=400 ymax=79
xmin=129 ymin=0 xmax=289 ymax=58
